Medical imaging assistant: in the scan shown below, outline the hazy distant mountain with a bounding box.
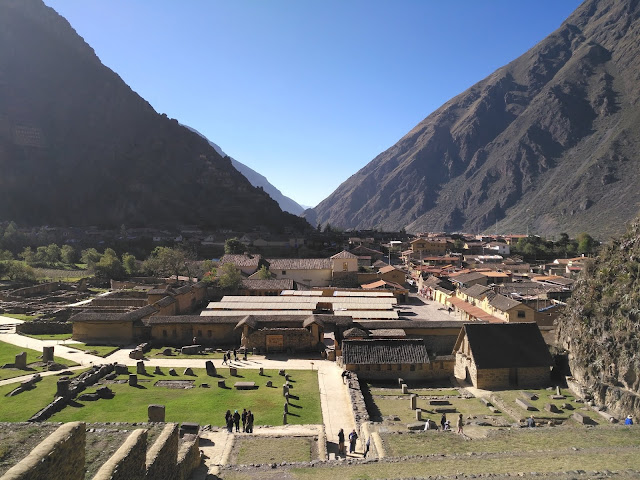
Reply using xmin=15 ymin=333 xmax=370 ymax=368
xmin=183 ymin=126 xmax=305 ymax=215
xmin=307 ymin=0 xmax=640 ymax=239
xmin=0 ymin=0 xmax=309 ymax=233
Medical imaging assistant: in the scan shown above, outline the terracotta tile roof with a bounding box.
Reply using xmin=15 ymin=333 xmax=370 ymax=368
xmin=330 ymin=250 xmax=358 ymax=259
xmin=447 ymin=297 xmax=503 ymax=323
xmin=342 ymin=339 xmax=430 ymax=365
xmin=267 ymin=258 xmax=332 ymax=270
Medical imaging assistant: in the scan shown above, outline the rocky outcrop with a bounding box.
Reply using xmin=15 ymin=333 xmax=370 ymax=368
xmin=308 ymin=0 xmax=640 ymax=238
xmin=0 ymin=0 xmax=309 ymax=233
xmin=556 ymin=216 xmax=640 ymax=417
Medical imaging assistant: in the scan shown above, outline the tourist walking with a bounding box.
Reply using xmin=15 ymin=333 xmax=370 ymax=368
xmin=233 ymin=410 xmax=241 ymax=432
xmin=222 ymin=353 xmax=228 ymax=365
xmin=456 ymin=413 xmax=464 ymax=434
xmin=241 ymin=408 xmax=248 ymax=432
xmin=348 ymin=429 xmax=358 ymax=454
xmin=337 ymin=428 xmax=345 ymax=455
xmin=246 ymin=410 xmax=254 ymax=433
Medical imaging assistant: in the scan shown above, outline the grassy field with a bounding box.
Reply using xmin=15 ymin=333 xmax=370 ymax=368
xmin=23 ymin=333 xmax=73 ymax=341
xmin=222 ymin=426 xmax=640 ymax=480
xmin=67 ymin=343 xmax=120 ymax=357
xmin=0 ymin=313 xmax=42 ymax=322
xmin=231 ymin=436 xmax=317 ymax=464
xmin=146 ymin=346 xmax=237 ymax=360
xmin=50 ymin=368 xmax=321 ymax=426
xmin=492 ymin=388 xmax=601 ymax=424
xmin=0 ymin=340 xmax=78 ymax=380
xmin=0 ymin=370 xmax=88 ymax=421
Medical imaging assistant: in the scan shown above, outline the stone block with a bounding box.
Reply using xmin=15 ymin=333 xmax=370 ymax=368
xmin=545 ymin=403 xmax=559 ymax=413
xmin=183 ymin=367 xmax=194 ymax=376
xmin=416 ymin=408 xmax=422 ymax=421
xmin=180 ymin=422 xmax=199 ymax=437
xmin=148 ymin=404 xmax=166 ymax=422
xmin=407 ymin=422 xmax=424 ymax=431
xmin=480 ymin=398 xmax=493 ymax=407
xmin=78 ymin=393 xmax=99 ymax=401
xmin=205 ymin=360 xmax=216 ymax=376
xmin=181 ymin=345 xmax=201 ymax=355
xmin=154 ymin=366 xmax=163 ymax=375
xmin=266 ymin=380 xmax=273 ymax=387
xmin=42 ymin=346 xmax=54 ymax=363
xmin=217 ymin=380 xmax=226 ymax=388
xmin=129 ymin=349 xmax=143 ymax=360
xmin=521 ymin=391 xmax=538 ymax=401
xmin=129 ymin=374 xmax=138 ymax=387
xmin=435 ymin=407 xmax=457 ymax=413
xmin=516 ymin=398 xmax=537 ymax=411
xmin=56 ymin=378 xmax=70 ymax=397
xmin=410 ymin=394 xmax=417 ymax=410
xmin=550 ymin=395 xmax=565 ymax=400
xmin=572 ymin=412 xmax=594 ymax=425
xmin=429 ymin=399 xmax=451 ymax=405
xmin=279 ymin=369 xmax=286 ymax=376
xmin=14 ymin=351 xmax=27 ymax=370
xmin=234 ymin=381 xmax=256 ymax=390
xmin=96 ymin=386 xmax=114 ymax=398
xmin=114 ymin=363 xmax=128 ymax=374
xmin=136 ymin=361 xmax=146 ymax=374
xmin=163 ymin=348 xmax=173 ymax=356
xmin=229 ymin=367 xmax=238 ymax=376
xmin=259 ymin=367 xmax=264 ymax=375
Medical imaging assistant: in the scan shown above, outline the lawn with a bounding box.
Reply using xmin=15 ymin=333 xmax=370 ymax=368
xmin=1 ymin=313 xmax=41 ymax=321
xmin=146 ymin=346 xmax=236 ymax=360
xmin=0 ymin=370 xmax=89 ymax=422
xmin=0 ymin=340 xmax=78 ymax=380
xmin=23 ymin=333 xmax=73 ymax=341
xmin=50 ymin=368 xmax=322 ymax=426
xmin=492 ymin=388 xmax=601 ymax=424
xmin=67 ymin=343 xmax=120 ymax=357
xmin=231 ymin=436 xmax=317 ymax=464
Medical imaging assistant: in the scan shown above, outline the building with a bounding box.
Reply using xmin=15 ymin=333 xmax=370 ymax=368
xmin=452 ymin=323 xmax=553 ymax=389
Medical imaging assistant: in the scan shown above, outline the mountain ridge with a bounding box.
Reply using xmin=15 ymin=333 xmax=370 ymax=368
xmin=307 ymin=0 xmax=640 ymax=239
xmin=0 ymin=0 xmax=309 ymax=233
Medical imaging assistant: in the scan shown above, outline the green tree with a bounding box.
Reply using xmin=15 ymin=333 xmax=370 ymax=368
xmin=81 ymin=248 xmax=101 ymax=269
xmin=35 ymin=246 xmax=48 ymax=264
xmin=142 ymin=247 xmax=187 ymax=280
xmin=0 ymin=249 xmax=13 ymax=261
xmin=5 ymin=261 xmax=36 ymax=281
xmin=224 ymin=237 xmax=247 ymax=254
xmin=256 ymin=265 xmax=271 ymax=279
xmin=122 ymin=253 xmax=137 ymax=275
xmin=45 ymin=243 xmax=61 ymax=264
xmin=94 ymin=253 xmax=125 ymax=280
xmin=19 ymin=247 xmax=35 ymax=265
xmin=577 ymin=232 xmax=595 ymax=255
xmin=61 ymin=245 xmax=77 ymax=264
xmin=218 ymin=263 xmax=243 ymax=291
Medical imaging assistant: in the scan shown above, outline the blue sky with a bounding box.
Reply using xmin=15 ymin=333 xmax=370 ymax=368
xmin=43 ymin=0 xmax=583 ymax=208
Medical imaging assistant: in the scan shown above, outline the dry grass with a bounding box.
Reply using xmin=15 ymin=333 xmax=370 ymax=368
xmin=230 ymin=436 xmax=317 ymax=465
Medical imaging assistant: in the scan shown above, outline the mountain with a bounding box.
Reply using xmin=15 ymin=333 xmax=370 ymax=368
xmin=308 ymin=0 xmax=640 ymax=238
xmin=0 ymin=0 xmax=309 ymax=232
xmin=556 ymin=215 xmax=640 ymax=417
xmin=182 ymin=126 xmax=305 ymax=215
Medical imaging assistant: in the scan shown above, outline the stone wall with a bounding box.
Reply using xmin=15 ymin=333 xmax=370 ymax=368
xmin=145 ymin=423 xmax=179 ymax=480
xmin=16 ymin=320 xmax=72 ymax=335
xmin=176 ymin=435 xmax=201 ymax=480
xmin=9 ymin=282 xmax=61 ymax=298
xmin=345 ymin=372 xmax=369 ymax=433
xmin=347 ymin=357 xmax=454 ymax=382
xmin=246 ymin=328 xmax=318 ymax=353
xmin=93 ymin=429 xmax=148 ymax=480
xmin=0 ymin=422 xmax=85 ymax=480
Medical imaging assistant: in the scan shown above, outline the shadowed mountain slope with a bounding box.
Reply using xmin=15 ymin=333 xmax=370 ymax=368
xmin=308 ymin=0 xmax=640 ymax=238
xmin=0 ymin=0 xmax=308 ymax=232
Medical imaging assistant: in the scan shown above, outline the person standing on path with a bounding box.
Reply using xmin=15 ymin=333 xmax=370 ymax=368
xmin=457 ymin=413 xmax=464 ymax=434
xmin=241 ymin=408 xmax=248 ymax=432
xmin=337 ymin=428 xmax=345 ymax=455
xmin=233 ymin=410 xmax=241 ymax=432
xmin=246 ymin=410 xmax=254 ymax=433
xmin=440 ymin=413 xmax=447 ymax=431
xmin=348 ymin=429 xmax=358 ymax=454
xmin=364 ymin=437 xmax=370 ymax=458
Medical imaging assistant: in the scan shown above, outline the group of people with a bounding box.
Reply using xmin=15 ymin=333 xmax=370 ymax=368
xmin=424 ymin=413 xmax=464 ymax=434
xmin=337 ymin=428 xmax=371 ymax=457
xmin=222 ymin=349 xmax=244 ymax=365
xmin=225 ymin=408 xmax=254 ymax=433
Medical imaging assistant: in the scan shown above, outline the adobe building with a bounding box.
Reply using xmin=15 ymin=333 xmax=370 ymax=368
xmin=452 ymin=322 xmax=553 ymax=389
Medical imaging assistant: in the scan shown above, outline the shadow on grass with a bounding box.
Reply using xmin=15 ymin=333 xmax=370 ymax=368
xmin=360 ymin=382 xmax=382 ymax=422
xmin=288 ymin=394 xmax=299 ymax=400
xmin=68 ymin=400 xmax=85 ymax=408
xmin=289 ymin=403 xmax=302 ymax=409
xmin=287 ymin=411 xmax=300 ymax=417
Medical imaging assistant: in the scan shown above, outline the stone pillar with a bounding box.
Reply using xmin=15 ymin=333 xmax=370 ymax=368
xmin=15 ymin=352 xmax=27 ymax=370
xmin=42 ymin=346 xmax=54 ymax=363
xmin=205 ymin=361 xmax=216 ymax=376
xmin=229 ymin=367 xmax=237 ymax=376
xmin=416 ymin=408 xmax=422 ymax=421
xmin=218 ymin=380 xmax=226 ymax=388
xmin=259 ymin=367 xmax=264 ymax=376
xmin=56 ymin=378 xmax=70 ymax=397
xmin=410 ymin=394 xmax=417 ymax=410
xmin=283 ymin=384 xmax=289 ymax=397
xmin=136 ymin=361 xmax=146 ymax=374
xmin=402 ymin=384 xmax=408 ymax=394
xmin=398 ymin=377 xmax=404 ymax=387
xmin=154 ymin=366 xmax=163 ymax=375
xmin=129 ymin=374 xmax=138 ymax=387
xmin=148 ymin=404 xmax=166 ymax=422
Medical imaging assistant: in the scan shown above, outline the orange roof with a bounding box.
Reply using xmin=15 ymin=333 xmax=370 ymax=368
xmin=446 ymin=297 xmax=504 ymax=323
xmin=480 ymin=271 xmax=510 ymax=278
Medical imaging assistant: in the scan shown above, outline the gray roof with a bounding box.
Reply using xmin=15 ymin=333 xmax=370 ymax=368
xmin=342 ymin=339 xmax=430 ymax=365
xmin=488 ymin=293 xmax=522 ymax=312
xmin=452 ymin=272 xmax=487 ymax=284
xmin=219 ymin=254 xmax=263 ymax=268
xmin=461 ymin=284 xmax=492 ymax=299
xmin=153 ymin=296 xmax=176 ymax=307
xmin=369 ymin=329 xmax=406 ymax=338
xmin=240 ymin=279 xmax=295 ymax=290
xmin=343 ymin=327 xmax=369 ymax=338
xmin=145 ymin=315 xmax=246 ymax=325
xmin=458 ymin=322 xmax=553 ymax=369
xmin=70 ymin=304 xmax=158 ymax=323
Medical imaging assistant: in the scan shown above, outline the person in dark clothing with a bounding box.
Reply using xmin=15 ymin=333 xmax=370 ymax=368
xmin=440 ymin=413 xmax=447 ymax=431
xmin=225 ymin=410 xmax=233 ymax=433
xmin=246 ymin=410 xmax=254 ymax=433
xmin=241 ymin=408 xmax=248 ymax=432
xmin=225 ymin=410 xmax=231 ymax=427
xmin=233 ymin=349 xmax=237 ymax=361
xmin=233 ymin=410 xmax=241 ymax=432
xmin=348 ymin=429 xmax=358 ymax=454
xmin=222 ymin=353 xmax=228 ymax=365
xmin=337 ymin=428 xmax=345 ymax=455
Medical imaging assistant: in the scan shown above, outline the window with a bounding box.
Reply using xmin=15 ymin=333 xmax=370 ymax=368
xmin=282 ymin=270 xmax=286 ymax=275
xmin=342 ymin=262 xmax=348 ymax=271
xmin=162 ymin=329 xmax=167 ymax=338
xmin=517 ymin=310 xmax=526 ymax=318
